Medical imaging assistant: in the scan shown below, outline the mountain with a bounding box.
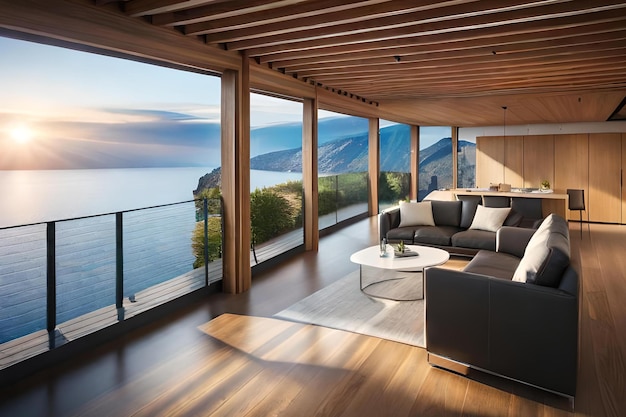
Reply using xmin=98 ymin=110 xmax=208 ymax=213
xmin=249 ymin=116 xmax=368 ymax=156
xmin=249 ymin=124 xmax=413 ymax=173
xmin=195 ymin=126 xmax=476 ymax=195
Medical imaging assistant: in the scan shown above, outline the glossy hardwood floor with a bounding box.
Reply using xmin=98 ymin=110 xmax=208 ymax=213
xmin=0 ymin=217 xmax=624 ymax=416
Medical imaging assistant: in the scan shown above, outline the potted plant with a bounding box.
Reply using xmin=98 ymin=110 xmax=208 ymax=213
xmin=540 ymin=180 xmax=550 ymax=191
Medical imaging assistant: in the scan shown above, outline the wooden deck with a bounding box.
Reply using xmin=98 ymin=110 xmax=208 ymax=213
xmin=0 ymin=262 xmax=221 ymax=371
xmin=0 ymin=220 xmax=307 ymax=372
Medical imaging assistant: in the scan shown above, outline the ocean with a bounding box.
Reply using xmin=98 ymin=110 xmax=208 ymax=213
xmin=0 ymin=167 xmax=302 ymax=343
xmin=0 ymin=167 xmax=303 ymax=228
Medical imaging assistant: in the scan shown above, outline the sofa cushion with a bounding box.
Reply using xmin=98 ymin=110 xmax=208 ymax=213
xmin=483 ymin=195 xmax=511 ymax=208
xmin=452 ymin=229 xmax=497 ymax=251
xmin=431 ymin=200 xmax=462 ymax=227
xmin=398 ymin=201 xmax=435 ymax=227
xmin=414 ymin=226 xmax=461 ymax=246
xmin=463 ymin=250 xmax=521 ymax=280
xmin=512 ymin=214 xmax=570 ymax=287
xmin=386 ymin=226 xmax=416 ymax=243
xmin=503 ymin=209 xmax=524 ymax=227
xmin=457 ymin=195 xmax=482 ymax=229
xmin=469 ymin=205 xmax=511 ymax=232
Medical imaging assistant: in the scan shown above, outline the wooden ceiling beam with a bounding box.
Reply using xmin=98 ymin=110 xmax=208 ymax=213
xmin=150 ymin=0 xmax=331 ymax=26
xmin=166 ymin=0 xmax=393 ymax=32
xmin=124 ymin=0 xmax=218 ymax=17
xmin=249 ymin=6 xmax=626 ymax=58
xmin=292 ymin=47 xmax=626 ymax=79
xmin=313 ymin=61 xmax=626 ymax=91
xmin=286 ymin=41 xmax=626 ymax=78
xmin=338 ymin=72 xmax=626 ymax=94
xmin=191 ymin=0 xmax=481 ymax=39
xmin=226 ymin=0 xmax=626 ymax=52
xmin=126 ymin=0 xmax=310 ymax=18
xmin=260 ymin=17 xmax=626 ymax=65
xmin=274 ymin=27 xmax=626 ymax=70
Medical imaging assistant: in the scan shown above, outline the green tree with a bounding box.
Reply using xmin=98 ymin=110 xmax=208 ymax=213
xmin=192 ymin=216 xmax=222 ymax=268
xmin=194 ymin=187 xmax=222 ymax=216
xmin=250 ymin=188 xmax=294 ymax=243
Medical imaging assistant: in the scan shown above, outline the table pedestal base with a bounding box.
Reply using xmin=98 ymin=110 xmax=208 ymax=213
xmin=359 ymin=265 xmax=423 ymax=301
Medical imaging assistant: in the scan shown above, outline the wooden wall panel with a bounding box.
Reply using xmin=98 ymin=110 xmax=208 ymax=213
xmin=523 ymin=135 xmax=554 ymax=189
xmin=589 ymin=133 xmax=622 ymax=223
xmin=622 ymin=134 xmax=626 ymax=224
xmin=476 ymin=136 xmax=504 ymax=188
xmin=503 ymin=136 xmax=524 ymax=188
xmin=554 ymin=134 xmax=589 ymax=220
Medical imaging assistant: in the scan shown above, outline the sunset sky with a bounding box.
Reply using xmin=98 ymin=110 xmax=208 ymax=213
xmin=0 ymin=36 xmax=449 ymax=170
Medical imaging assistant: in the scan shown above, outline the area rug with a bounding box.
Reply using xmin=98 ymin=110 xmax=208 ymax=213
xmin=274 ymin=270 xmax=426 ymax=347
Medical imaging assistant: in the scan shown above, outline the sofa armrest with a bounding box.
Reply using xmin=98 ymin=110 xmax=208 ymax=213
xmin=425 ymin=267 xmax=490 ymax=368
xmin=487 ymin=276 xmax=578 ymax=396
xmin=426 ymin=266 xmax=578 ymax=397
xmin=496 ymin=226 xmax=535 ymax=257
xmin=379 ymin=206 xmax=400 ymax=241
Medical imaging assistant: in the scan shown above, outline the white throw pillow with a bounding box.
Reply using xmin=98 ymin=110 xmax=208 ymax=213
xmin=469 ymin=205 xmax=511 ymax=232
xmin=398 ymin=201 xmax=435 ymax=227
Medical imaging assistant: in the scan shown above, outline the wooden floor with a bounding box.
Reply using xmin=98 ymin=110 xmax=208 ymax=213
xmin=0 ymin=218 xmax=625 ymax=416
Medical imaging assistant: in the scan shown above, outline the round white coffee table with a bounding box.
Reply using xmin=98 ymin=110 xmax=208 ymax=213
xmin=350 ymin=245 xmax=450 ymax=300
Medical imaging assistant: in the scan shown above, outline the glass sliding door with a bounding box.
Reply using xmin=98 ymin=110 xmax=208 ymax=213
xmin=249 ymin=93 xmax=304 ymax=263
xmin=419 ymin=126 xmax=453 ymax=200
xmin=457 ymin=136 xmax=477 ymax=189
xmin=317 ymin=111 xmax=369 ymax=230
xmin=379 ymin=120 xmax=411 ymax=210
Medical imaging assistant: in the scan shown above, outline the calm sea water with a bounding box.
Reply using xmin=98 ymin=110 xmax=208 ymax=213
xmin=0 ymin=167 xmax=303 ymax=343
xmin=0 ymin=167 xmax=303 ymax=228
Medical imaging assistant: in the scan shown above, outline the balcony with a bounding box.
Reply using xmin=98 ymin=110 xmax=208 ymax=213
xmin=0 ymin=199 xmax=223 ymax=371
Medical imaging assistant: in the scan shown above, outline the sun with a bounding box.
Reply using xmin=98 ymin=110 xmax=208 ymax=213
xmin=10 ymin=124 xmax=35 ymax=144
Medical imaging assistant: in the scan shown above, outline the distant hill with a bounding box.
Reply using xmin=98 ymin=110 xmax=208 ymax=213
xmin=249 ymin=116 xmax=368 ymax=156
xmin=195 ymin=125 xmax=476 ymax=194
xmin=249 ymin=124 xmax=413 ymax=173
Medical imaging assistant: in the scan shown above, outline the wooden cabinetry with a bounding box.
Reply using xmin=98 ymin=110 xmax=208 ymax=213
xmin=504 ymin=136 xmax=524 ymax=187
xmin=523 ymin=135 xmax=554 ymax=189
xmin=476 ymin=132 xmax=624 ymax=224
xmin=476 ymin=136 xmax=504 ymax=187
xmin=554 ymin=134 xmax=589 ymax=220
xmin=588 ymin=133 xmax=622 ymax=223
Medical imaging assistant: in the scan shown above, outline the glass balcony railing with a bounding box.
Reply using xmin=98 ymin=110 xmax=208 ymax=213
xmin=0 ymin=198 xmax=222 ymax=370
xmin=378 ymin=171 xmax=411 ymax=211
xmin=318 ymin=172 xmax=369 ymax=230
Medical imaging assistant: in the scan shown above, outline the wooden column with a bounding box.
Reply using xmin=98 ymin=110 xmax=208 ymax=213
xmin=452 ymin=126 xmax=458 ymax=190
xmin=410 ymin=125 xmax=419 ymax=201
xmin=303 ymin=96 xmax=319 ymax=251
xmin=368 ymin=118 xmax=380 ymax=216
xmin=220 ymin=59 xmax=251 ymax=294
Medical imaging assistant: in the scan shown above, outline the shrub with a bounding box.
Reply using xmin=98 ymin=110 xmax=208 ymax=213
xmin=192 ymin=216 xmax=222 ymax=268
xmin=250 ymin=188 xmax=294 ymax=244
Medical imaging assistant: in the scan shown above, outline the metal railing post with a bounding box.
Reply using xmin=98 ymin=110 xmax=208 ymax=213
xmin=115 ymin=212 xmax=124 ymax=312
xmin=203 ymin=198 xmax=209 ymax=286
xmin=46 ymin=222 xmax=56 ymax=334
xmin=335 ymin=175 xmax=339 ymax=224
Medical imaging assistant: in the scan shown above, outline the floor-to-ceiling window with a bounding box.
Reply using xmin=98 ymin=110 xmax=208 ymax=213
xmin=418 ymin=126 xmax=453 ymax=200
xmin=0 ymin=35 xmax=221 ymax=361
xmin=248 ymin=92 xmax=303 ymax=263
xmin=457 ymin=134 xmax=477 ymax=189
xmin=379 ymin=120 xmax=411 ymax=210
xmin=317 ymin=110 xmax=369 ymax=229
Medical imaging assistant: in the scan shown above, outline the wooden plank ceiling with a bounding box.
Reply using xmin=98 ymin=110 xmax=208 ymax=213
xmin=101 ymin=0 xmax=626 ymax=126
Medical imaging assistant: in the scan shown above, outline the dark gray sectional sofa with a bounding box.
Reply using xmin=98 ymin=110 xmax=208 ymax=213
xmin=379 ymin=198 xmax=524 ymax=256
xmin=425 ymin=214 xmax=578 ymax=398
